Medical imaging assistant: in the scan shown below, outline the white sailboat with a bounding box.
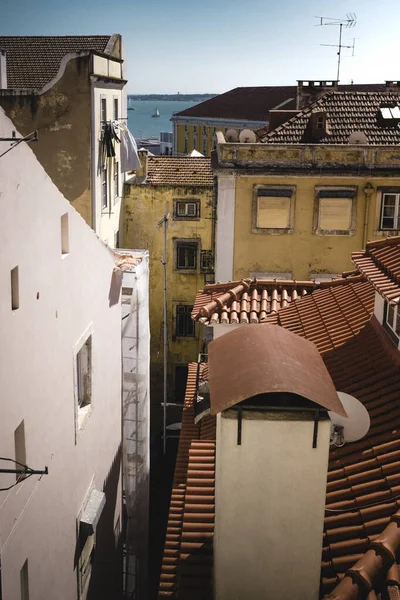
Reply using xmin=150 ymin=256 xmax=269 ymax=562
xmin=128 ymin=97 xmax=135 ymax=111
xmin=152 ymin=107 xmax=160 ymax=118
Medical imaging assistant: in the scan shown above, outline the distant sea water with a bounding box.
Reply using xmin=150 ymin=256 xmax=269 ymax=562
xmin=127 ymin=100 xmax=200 ymax=139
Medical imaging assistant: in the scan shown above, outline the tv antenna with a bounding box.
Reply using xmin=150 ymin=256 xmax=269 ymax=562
xmin=316 ymin=14 xmax=357 ymax=81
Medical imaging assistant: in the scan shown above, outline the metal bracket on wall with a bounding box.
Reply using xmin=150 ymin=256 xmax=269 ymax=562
xmin=0 ymin=130 xmax=39 ymax=159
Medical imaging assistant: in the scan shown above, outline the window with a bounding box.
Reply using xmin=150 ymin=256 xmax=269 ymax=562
xmin=77 ymin=336 xmax=92 ymax=409
xmin=203 ymin=133 xmax=207 ymax=155
xmin=114 ymin=162 xmax=119 ymax=200
xmin=193 ymin=126 xmax=197 ymax=149
xmin=316 ymin=115 xmax=325 ymax=130
xmin=173 ymin=200 xmax=200 ymax=220
xmin=176 ymin=305 xmax=195 ymax=337
xmin=20 ymin=560 xmax=29 ymax=600
xmin=74 ymin=330 xmax=93 ymax=434
xmin=252 ymin=186 xmax=295 ymax=233
xmin=380 ymin=193 xmax=400 ymax=230
xmin=384 ymin=301 xmax=400 ymax=345
xmin=100 ymin=97 xmax=107 ymax=124
xmin=14 ymin=420 xmax=26 ymax=481
xmin=61 ymin=213 xmax=69 ymax=256
xmin=113 ymin=98 xmax=118 ymax=121
xmin=200 ymin=250 xmax=214 ymax=273
xmin=314 ymin=187 xmax=356 ymax=235
xmin=78 ymin=530 xmax=94 ymax=598
xmin=101 ymin=168 xmax=108 ymax=209
xmin=176 ymin=241 xmax=198 ymax=270
xmin=114 ymin=230 xmax=119 ymax=249
xmin=184 ymin=134 xmax=188 ymax=153
xmin=378 ymin=106 xmax=400 ymax=126
xmin=11 ymin=265 xmax=19 ymax=310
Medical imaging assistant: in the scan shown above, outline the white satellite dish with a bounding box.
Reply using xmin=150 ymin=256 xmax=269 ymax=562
xmin=348 ymin=131 xmax=368 ymax=145
xmin=225 ymin=128 xmax=239 ymax=142
xmin=328 ymin=391 xmax=370 ymax=445
xmin=239 ymin=128 xmax=257 ymax=143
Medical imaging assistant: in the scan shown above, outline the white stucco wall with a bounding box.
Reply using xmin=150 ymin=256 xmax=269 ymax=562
xmin=374 ymin=290 xmax=385 ymax=324
xmin=0 ymin=110 xmax=122 ymax=599
xmin=215 ymin=174 xmax=236 ymax=282
xmin=92 ymin=64 xmax=125 ymax=247
xmin=214 ymin=413 xmax=331 ymax=600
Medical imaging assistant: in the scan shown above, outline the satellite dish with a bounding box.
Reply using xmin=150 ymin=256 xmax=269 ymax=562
xmin=225 ymin=128 xmax=239 ymax=142
xmin=239 ymin=128 xmax=257 ymax=143
xmin=328 ymin=392 xmax=370 ymax=446
xmin=348 ymin=131 xmax=368 ymax=145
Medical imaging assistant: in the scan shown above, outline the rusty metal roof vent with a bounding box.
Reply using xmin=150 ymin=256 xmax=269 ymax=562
xmin=208 ymin=325 xmax=346 ymax=417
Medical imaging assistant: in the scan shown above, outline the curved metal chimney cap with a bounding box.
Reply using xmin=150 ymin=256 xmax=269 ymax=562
xmin=208 ymin=325 xmax=346 ymax=417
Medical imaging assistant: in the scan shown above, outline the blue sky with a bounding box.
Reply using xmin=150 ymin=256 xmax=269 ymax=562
xmin=2 ymin=0 xmax=400 ymax=93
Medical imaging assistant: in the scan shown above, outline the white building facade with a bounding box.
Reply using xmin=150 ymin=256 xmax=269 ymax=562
xmin=0 ymin=109 xmax=124 ymax=599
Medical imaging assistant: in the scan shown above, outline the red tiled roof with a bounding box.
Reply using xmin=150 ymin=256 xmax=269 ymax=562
xmin=352 ymin=236 xmax=400 ymax=303
xmin=192 ymin=276 xmax=366 ymax=325
xmin=0 ymin=35 xmax=113 ymax=90
xmin=261 ymin=91 xmax=400 ymax=145
xmin=172 ymin=84 xmax=387 ymax=123
xmin=145 ymin=157 xmax=213 ymax=187
xmin=158 ymin=364 xmax=215 ymax=599
xmin=159 ymin=276 xmax=400 ymax=599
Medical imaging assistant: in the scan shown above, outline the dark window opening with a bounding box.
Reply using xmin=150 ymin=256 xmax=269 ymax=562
xmin=176 ymin=242 xmax=197 ymax=270
xmin=176 ymin=305 xmax=195 ymax=337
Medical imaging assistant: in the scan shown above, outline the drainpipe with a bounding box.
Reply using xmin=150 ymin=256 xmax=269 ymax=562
xmin=363 ymin=182 xmax=374 ymax=248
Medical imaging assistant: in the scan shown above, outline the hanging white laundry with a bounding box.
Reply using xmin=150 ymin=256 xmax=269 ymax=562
xmin=119 ymin=123 xmax=141 ymax=172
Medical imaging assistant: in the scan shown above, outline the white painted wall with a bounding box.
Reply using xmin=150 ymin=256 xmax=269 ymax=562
xmin=92 ymin=56 xmax=125 ymax=247
xmin=374 ymin=290 xmax=385 ymax=324
xmin=215 ymin=174 xmax=236 ymax=282
xmin=214 ymin=413 xmax=331 ymax=600
xmin=0 ymin=109 xmax=122 ymax=599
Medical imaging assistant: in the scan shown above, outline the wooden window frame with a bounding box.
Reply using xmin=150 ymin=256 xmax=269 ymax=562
xmin=173 ymin=199 xmax=200 ymax=220
xmin=174 ymin=239 xmax=199 ymax=272
xmin=176 ymin=305 xmax=195 ymax=337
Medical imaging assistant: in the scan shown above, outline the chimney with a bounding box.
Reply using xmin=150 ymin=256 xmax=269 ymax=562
xmin=0 ymin=49 xmax=7 ymax=89
xmin=208 ymin=325 xmax=345 ymax=600
xmin=268 ymin=110 xmax=301 ymax=132
xmin=385 ymin=80 xmax=400 ymax=93
xmin=297 ymin=80 xmax=338 ymax=109
xmin=135 ymin=149 xmax=148 ymax=182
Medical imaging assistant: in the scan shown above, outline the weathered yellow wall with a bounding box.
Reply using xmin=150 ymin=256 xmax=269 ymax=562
xmin=0 ymin=56 xmax=92 ymax=225
xmin=122 ymin=181 xmax=213 ymax=429
xmin=233 ymin=175 xmax=399 ymax=280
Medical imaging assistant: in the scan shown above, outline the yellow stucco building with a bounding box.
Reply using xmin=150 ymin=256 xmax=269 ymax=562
xmin=122 ymin=152 xmax=214 ymax=432
xmin=214 ymin=86 xmax=400 ymax=283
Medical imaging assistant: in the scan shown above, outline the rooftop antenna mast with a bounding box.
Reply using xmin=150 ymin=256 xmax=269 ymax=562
xmin=316 ymin=14 xmax=357 ymax=81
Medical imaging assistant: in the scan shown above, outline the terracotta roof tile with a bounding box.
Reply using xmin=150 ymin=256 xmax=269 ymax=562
xmin=192 ymin=276 xmax=365 ymax=325
xmin=261 ymin=91 xmax=400 ymax=145
xmin=173 ymin=84 xmax=386 ymax=122
xmin=0 ymin=35 xmax=113 ymax=90
xmin=161 ymin=274 xmax=400 ymax=599
xmin=352 ymin=236 xmax=400 ymax=303
xmin=145 ymin=157 xmax=213 ymax=187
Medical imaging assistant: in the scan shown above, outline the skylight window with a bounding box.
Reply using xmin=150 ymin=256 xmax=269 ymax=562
xmin=378 ymin=106 xmax=400 ymax=126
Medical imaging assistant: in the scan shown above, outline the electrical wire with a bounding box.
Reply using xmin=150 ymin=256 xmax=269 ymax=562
xmin=0 ymin=131 xmax=37 ymax=160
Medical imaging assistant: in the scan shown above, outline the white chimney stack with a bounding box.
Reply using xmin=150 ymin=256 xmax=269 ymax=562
xmin=208 ymin=325 xmax=346 ymax=600
xmin=0 ymin=49 xmax=7 ymax=89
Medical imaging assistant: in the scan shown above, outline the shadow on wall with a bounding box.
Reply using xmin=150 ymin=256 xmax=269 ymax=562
xmin=109 ymin=270 xmax=123 ymax=307
xmin=87 ymin=444 xmax=124 ymax=600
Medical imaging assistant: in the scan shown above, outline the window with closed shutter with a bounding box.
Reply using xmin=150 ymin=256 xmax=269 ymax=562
xmin=318 ymin=197 xmax=352 ymax=230
xmin=257 ymin=196 xmax=290 ymax=229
